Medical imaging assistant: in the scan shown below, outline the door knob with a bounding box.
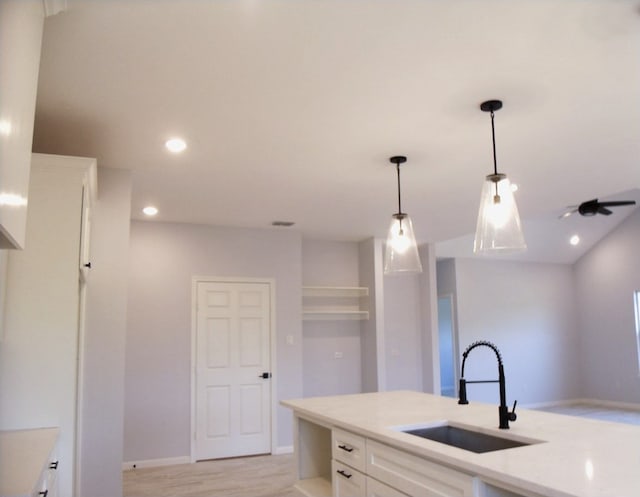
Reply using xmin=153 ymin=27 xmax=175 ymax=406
xmin=258 ymin=372 xmax=272 ymax=379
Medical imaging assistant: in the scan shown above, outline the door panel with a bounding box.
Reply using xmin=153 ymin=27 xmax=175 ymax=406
xmin=195 ymin=281 xmax=271 ymax=460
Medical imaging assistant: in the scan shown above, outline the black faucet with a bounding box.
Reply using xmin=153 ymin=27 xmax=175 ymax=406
xmin=458 ymin=340 xmax=517 ymax=429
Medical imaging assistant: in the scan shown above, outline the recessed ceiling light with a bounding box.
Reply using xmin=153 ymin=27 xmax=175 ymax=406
xmin=570 ymin=235 xmax=580 ymax=246
xmin=143 ymin=206 xmax=158 ymax=216
xmin=165 ymin=138 xmax=186 ymax=153
xmin=510 ymin=183 xmax=519 ymax=192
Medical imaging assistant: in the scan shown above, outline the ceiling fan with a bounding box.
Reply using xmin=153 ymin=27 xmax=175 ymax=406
xmin=560 ymin=198 xmax=637 ymax=219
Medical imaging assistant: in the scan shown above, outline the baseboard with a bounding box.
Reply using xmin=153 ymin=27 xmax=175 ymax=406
xmin=273 ymin=445 xmax=293 ymax=455
xmin=521 ymin=399 xmax=580 ymax=409
xmin=122 ymin=456 xmax=191 ymax=471
xmin=580 ymin=397 xmax=640 ymax=411
xmin=523 ymin=398 xmax=640 ymax=411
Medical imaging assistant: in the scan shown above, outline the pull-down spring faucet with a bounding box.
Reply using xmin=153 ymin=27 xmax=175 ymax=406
xmin=458 ymin=340 xmax=517 ymax=429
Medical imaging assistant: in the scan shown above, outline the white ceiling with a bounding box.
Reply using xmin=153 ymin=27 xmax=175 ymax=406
xmin=33 ymin=0 xmax=640 ymax=263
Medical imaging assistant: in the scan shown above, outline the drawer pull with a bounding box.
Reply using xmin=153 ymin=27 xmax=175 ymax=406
xmin=336 ymin=469 xmax=352 ymax=479
xmin=338 ymin=444 xmax=354 ymax=453
xmin=49 ymin=461 xmax=59 ymax=470
xmin=39 ymin=491 xmax=48 ymax=497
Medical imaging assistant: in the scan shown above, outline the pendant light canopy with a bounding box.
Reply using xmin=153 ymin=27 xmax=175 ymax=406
xmin=384 ymin=156 xmax=423 ymax=274
xmin=473 ymin=100 xmax=527 ymax=254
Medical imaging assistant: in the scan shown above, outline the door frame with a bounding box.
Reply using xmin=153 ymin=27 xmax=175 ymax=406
xmin=190 ymin=276 xmax=277 ymax=463
xmin=437 ymin=293 xmax=459 ymax=397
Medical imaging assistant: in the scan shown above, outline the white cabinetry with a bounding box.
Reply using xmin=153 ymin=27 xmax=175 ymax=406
xmin=302 ymin=286 xmax=369 ymax=320
xmin=332 ymin=459 xmax=366 ymax=497
xmin=367 ymin=439 xmax=479 ymax=497
xmin=293 ymin=417 xmax=481 ymax=497
xmin=0 ymin=154 xmax=96 ymax=497
xmin=366 ymin=477 xmax=409 ymax=497
xmin=294 ymin=417 xmax=332 ymax=497
xmin=0 ymin=1 xmax=45 ymax=249
xmin=332 ymin=429 xmax=366 ymax=497
xmin=0 ymin=428 xmax=60 ymax=497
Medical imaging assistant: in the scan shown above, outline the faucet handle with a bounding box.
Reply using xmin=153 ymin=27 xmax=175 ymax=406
xmin=508 ymin=400 xmax=518 ymax=422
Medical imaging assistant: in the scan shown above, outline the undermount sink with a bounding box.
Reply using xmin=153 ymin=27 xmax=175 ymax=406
xmin=398 ymin=423 xmax=538 ymax=454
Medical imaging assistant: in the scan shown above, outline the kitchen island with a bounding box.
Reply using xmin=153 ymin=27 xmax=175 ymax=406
xmin=281 ymin=391 xmax=640 ymax=497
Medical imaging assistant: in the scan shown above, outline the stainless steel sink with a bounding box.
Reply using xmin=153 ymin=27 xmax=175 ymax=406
xmin=401 ymin=424 xmax=535 ymax=453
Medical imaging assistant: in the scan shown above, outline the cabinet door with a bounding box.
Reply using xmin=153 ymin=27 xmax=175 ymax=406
xmin=332 ymin=460 xmax=366 ymax=497
xmin=366 ymin=477 xmax=409 ymax=497
xmin=367 ymin=439 xmax=478 ymax=497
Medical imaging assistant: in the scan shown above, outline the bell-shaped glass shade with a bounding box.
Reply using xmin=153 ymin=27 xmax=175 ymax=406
xmin=384 ymin=213 xmax=423 ymax=274
xmin=473 ymin=174 xmax=526 ymax=253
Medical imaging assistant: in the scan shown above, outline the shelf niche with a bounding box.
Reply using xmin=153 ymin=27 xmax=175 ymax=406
xmin=302 ymin=286 xmax=369 ymax=321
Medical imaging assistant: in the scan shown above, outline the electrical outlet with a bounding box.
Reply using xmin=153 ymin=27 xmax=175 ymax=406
xmin=334 ymin=351 xmax=343 ymax=359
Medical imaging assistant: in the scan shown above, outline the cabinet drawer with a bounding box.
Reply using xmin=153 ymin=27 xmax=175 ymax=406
xmin=332 ymin=428 xmax=366 ymax=472
xmin=332 ymin=459 xmax=366 ymax=497
xmin=367 ymin=439 xmax=478 ymax=497
xmin=366 ymin=476 xmax=409 ymax=497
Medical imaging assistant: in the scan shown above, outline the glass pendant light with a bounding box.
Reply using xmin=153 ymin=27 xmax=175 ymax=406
xmin=473 ymin=100 xmax=527 ymax=254
xmin=384 ymin=156 xmax=423 ymax=274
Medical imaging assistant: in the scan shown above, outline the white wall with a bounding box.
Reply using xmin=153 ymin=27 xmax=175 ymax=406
xmin=454 ymin=258 xmax=579 ymax=406
xmin=302 ymin=239 xmax=361 ymax=397
xmin=79 ymin=167 xmax=131 ymax=497
xmin=574 ymin=209 xmax=640 ymax=403
xmin=124 ymin=221 xmax=302 ymax=462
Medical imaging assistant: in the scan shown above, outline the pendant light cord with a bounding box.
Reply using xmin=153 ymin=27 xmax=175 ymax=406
xmin=396 ymin=163 xmax=403 ymax=215
xmin=490 ymin=110 xmax=498 ymax=176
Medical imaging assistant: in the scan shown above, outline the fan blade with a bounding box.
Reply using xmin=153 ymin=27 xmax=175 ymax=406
xmin=559 ymin=206 xmax=579 ymax=219
xmin=598 ymin=207 xmax=613 ymax=215
xmin=598 ymin=200 xmax=637 ymax=207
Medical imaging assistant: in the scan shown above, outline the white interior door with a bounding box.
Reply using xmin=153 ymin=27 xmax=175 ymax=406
xmin=195 ymin=280 xmax=272 ymax=460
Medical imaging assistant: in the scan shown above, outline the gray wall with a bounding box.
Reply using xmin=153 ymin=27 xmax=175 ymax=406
xmin=124 ymin=221 xmax=302 ymax=462
xmin=80 ymin=167 xmax=131 ymax=497
xmin=302 ymin=239 xmax=362 ymax=397
xmin=454 ymin=258 xmax=579 ymax=406
xmin=574 ymin=208 xmax=640 ymax=403
xmin=419 ymin=244 xmax=439 ymax=394
xmin=383 ymin=272 xmax=422 ymax=391
xmin=359 ymin=238 xmax=383 ymax=392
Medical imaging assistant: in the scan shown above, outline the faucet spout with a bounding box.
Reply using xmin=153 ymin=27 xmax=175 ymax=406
xmin=458 ymin=341 xmax=517 ymax=429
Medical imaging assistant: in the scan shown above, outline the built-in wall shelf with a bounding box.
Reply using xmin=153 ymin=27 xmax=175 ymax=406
xmin=302 ymin=286 xmax=369 ymax=321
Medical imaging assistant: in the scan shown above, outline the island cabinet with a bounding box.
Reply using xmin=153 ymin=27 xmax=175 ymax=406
xmin=293 ymin=415 xmax=482 ymax=497
xmin=291 ymin=412 xmax=539 ymax=497
xmin=285 ymin=390 xmax=640 ymax=497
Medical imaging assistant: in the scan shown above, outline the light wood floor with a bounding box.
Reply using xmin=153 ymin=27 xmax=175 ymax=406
xmin=123 ymin=403 xmax=640 ymax=497
xmin=123 ymin=453 xmax=303 ymax=497
xmin=534 ymin=403 xmax=640 ymax=425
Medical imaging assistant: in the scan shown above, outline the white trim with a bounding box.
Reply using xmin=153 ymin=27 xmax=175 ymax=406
xmin=273 ymin=445 xmax=294 ymax=455
xmin=190 ymin=276 xmax=278 ymax=463
xmin=122 ymin=456 xmax=191 ymax=471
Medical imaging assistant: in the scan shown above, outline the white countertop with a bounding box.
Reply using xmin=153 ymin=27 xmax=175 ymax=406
xmin=282 ymin=391 xmax=640 ymax=497
xmin=0 ymin=427 xmax=59 ymax=497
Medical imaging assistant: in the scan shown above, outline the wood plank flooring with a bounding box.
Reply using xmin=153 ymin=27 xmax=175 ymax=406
xmin=123 ymin=402 xmax=640 ymax=497
xmin=123 ymin=453 xmax=303 ymax=497
xmin=534 ymin=403 xmax=640 ymax=425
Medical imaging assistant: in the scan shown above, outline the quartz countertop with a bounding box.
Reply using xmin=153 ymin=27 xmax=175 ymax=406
xmin=282 ymin=391 xmax=640 ymax=497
